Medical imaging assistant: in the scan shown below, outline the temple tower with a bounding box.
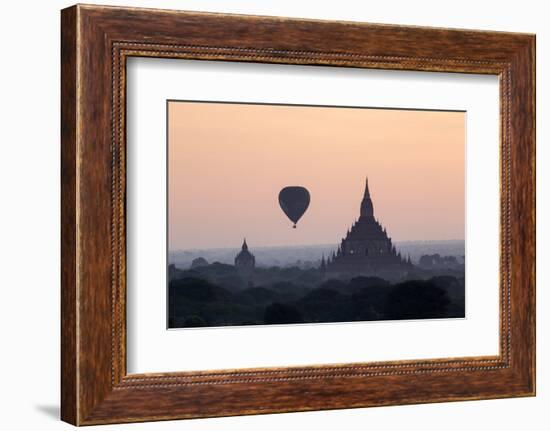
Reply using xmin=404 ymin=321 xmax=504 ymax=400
xmin=326 ymin=177 xmax=412 ymax=278
xmin=234 ymin=238 xmax=256 ymax=271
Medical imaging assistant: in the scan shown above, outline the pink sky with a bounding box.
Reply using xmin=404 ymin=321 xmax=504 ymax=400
xmin=168 ymin=102 xmax=465 ymax=250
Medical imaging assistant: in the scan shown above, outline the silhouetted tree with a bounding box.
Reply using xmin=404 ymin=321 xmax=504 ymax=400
xmin=297 ymin=288 xmax=352 ymax=322
xmin=264 ymin=302 xmax=303 ymax=324
xmin=351 ymin=284 xmax=391 ymax=320
xmin=319 ymin=279 xmax=347 ymax=291
xmin=235 ymin=287 xmax=277 ymax=305
xmin=169 ymin=277 xmax=232 ymax=302
xmin=385 ymin=280 xmax=450 ymax=320
xmin=190 ymin=257 xmax=209 ymax=269
xmin=183 ymin=315 xmax=206 ymax=327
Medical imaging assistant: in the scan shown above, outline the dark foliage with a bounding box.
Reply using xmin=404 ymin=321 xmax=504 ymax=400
xmin=167 ymin=264 xmax=465 ymax=328
xmin=264 ymin=302 xmax=304 ymax=324
xmin=169 ymin=277 xmax=232 ymax=302
xmin=235 ymin=287 xmax=278 ymax=305
xmin=183 ymin=315 xmax=206 ymax=327
xmin=384 ymin=280 xmax=450 ymax=320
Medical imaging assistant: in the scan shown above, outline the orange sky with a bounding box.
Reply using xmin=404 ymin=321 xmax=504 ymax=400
xmin=168 ymin=102 xmax=465 ymax=250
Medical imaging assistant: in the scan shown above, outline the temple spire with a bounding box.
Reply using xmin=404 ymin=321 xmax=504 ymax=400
xmin=360 ymin=176 xmax=374 ymax=218
xmin=242 ymin=238 xmax=248 ymax=251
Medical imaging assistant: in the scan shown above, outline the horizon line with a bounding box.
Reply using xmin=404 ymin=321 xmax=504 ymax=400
xmin=169 ymin=238 xmax=466 ymax=252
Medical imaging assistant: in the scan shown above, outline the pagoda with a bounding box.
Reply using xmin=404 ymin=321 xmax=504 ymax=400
xmin=234 ymin=238 xmax=256 ymax=271
xmin=326 ymin=177 xmax=412 ymax=277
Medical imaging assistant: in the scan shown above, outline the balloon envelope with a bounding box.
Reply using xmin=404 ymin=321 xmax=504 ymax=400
xmin=278 ymin=186 xmax=310 ymax=228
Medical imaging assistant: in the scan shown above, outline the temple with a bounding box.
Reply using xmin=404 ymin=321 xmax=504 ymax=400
xmin=234 ymin=238 xmax=256 ymax=272
xmin=325 ymin=177 xmax=413 ymax=278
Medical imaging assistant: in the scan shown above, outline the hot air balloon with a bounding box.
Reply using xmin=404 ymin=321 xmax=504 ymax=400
xmin=278 ymin=186 xmax=310 ymax=228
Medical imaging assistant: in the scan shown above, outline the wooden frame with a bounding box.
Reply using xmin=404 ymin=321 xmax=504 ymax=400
xmin=61 ymin=4 xmax=535 ymax=426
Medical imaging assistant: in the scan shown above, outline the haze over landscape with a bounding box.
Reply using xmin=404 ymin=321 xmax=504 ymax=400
xmin=169 ymin=240 xmax=465 ymax=269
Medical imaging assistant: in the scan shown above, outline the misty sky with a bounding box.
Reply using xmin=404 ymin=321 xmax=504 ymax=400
xmin=168 ymin=102 xmax=465 ymax=250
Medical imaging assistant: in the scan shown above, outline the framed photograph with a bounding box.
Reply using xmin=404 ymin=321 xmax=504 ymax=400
xmin=61 ymin=4 xmax=535 ymax=425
